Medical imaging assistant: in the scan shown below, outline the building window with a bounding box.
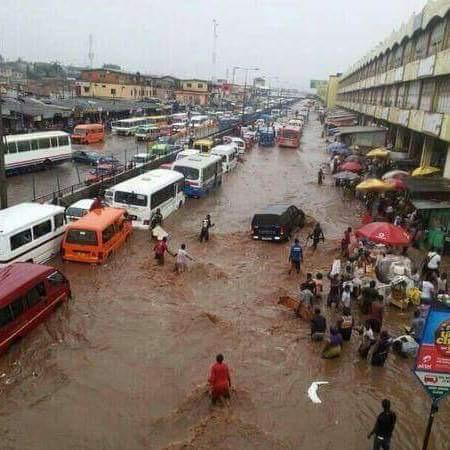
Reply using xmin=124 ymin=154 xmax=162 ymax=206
xmin=393 ymin=45 xmax=403 ymax=68
xmin=419 ymin=79 xmax=435 ymax=111
xmin=197 ymin=83 xmax=203 ymax=88
xmin=428 ymin=20 xmax=445 ymax=55
xmin=435 ymin=76 xmax=450 ymax=113
xmin=396 ymin=84 xmax=406 ymax=108
xmin=413 ymin=31 xmax=430 ymax=60
xmin=186 ymin=83 xmax=192 ymax=88
xmin=445 ymin=16 xmax=450 ymax=49
xmin=111 ymin=88 xmax=116 ymax=95
xmin=405 ymin=81 xmax=420 ymax=109
xmin=83 ymin=86 xmax=89 ymax=93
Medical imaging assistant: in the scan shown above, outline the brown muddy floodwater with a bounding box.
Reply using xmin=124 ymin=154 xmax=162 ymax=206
xmin=0 ymin=112 xmax=448 ymax=450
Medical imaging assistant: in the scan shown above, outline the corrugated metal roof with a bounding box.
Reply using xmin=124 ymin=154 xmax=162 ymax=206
xmin=336 ymin=126 xmax=388 ymax=135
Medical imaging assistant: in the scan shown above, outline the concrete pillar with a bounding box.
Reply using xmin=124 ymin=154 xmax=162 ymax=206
xmin=443 ymin=144 xmax=450 ymax=179
xmin=420 ymin=136 xmax=434 ymax=166
xmin=395 ymin=127 xmax=408 ymax=151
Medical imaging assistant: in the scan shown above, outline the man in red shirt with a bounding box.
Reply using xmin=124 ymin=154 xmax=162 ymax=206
xmin=208 ymin=354 xmax=231 ymax=404
xmin=153 ymin=237 xmax=174 ymax=265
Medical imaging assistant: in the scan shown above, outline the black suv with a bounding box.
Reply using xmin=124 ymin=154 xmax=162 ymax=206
xmin=251 ymin=204 xmax=305 ymax=241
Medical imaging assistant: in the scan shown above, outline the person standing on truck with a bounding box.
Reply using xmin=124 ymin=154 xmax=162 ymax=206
xmin=288 ymin=238 xmax=303 ymax=275
xmin=200 ymin=214 xmax=214 ymax=242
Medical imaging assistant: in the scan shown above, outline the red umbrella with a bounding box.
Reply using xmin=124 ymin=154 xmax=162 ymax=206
xmin=356 ymin=222 xmax=411 ymax=246
xmin=339 ymin=161 xmax=362 ymax=173
xmin=386 ymin=178 xmax=407 ymax=191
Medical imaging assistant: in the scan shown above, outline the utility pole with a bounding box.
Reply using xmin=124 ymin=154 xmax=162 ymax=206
xmin=0 ymin=97 xmax=8 ymax=209
xmin=211 ymin=19 xmax=218 ymax=83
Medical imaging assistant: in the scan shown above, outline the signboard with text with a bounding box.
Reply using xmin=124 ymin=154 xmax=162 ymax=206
xmin=414 ymin=306 xmax=450 ymax=401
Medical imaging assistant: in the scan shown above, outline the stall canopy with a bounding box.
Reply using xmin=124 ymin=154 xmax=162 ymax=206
xmin=356 ymin=222 xmax=411 ymax=246
xmin=404 ymin=177 xmax=450 ymax=201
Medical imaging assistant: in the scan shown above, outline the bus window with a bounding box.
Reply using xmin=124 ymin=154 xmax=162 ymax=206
xmin=9 ymin=297 xmax=25 ymax=319
xmin=58 ymin=136 xmax=69 ymax=146
xmin=38 ymin=138 xmax=50 ymax=149
xmin=54 ymin=213 xmax=65 ymax=229
xmin=7 ymin=142 xmax=17 ymax=154
xmin=51 ymin=137 xmax=58 ymax=147
xmin=26 ymin=282 xmax=46 ymax=308
xmin=10 ymin=229 xmax=32 ymax=251
xmin=31 ymin=140 xmax=39 ymax=151
xmin=66 ymin=229 xmax=98 ymax=245
xmin=17 ymin=140 xmax=31 ymax=152
xmin=0 ymin=306 xmax=13 ymax=328
xmin=33 ymin=220 xmax=52 ymax=239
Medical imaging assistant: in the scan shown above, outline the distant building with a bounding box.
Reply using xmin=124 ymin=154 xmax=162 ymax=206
xmin=175 ymin=79 xmax=209 ymax=106
xmin=253 ymin=77 xmax=265 ymax=88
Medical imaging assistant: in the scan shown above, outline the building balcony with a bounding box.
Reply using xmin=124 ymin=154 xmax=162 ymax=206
xmin=337 ymin=47 xmax=450 ymax=95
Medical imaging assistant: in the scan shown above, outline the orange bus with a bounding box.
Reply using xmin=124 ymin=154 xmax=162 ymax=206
xmin=61 ymin=207 xmax=132 ymax=264
xmin=71 ymin=124 xmax=105 ymax=144
xmin=278 ymin=125 xmax=301 ymax=148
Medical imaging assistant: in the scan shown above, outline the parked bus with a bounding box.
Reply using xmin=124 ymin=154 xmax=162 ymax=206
xmin=71 ymin=124 xmax=105 ymax=144
xmin=0 ymin=263 xmax=71 ymax=354
xmin=111 ymin=117 xmax=149 ymax=136
xmin=61 ymin=207 xmax=132 ymax=264
xmin=278 ymin=125 xmax=301 ymax=148
xmin=5 ymin=131 xmax=72 ymax=174
xmin=193 ymin=138 xmax=214 ymax=153
xmin=104 ymin=169 xmax=185 ymax=229
xmin=211 ymin=144 xmax=238 ymax=173
xmin=0 ymin=203 xmax=66 ymax=267
xmin=190 ymin=115 xmax=210 ymax=128
xmin=173 ymin=154 xmax=222 ymax=198
xmin=134 ymin=125 xmax=160 ymax=141
xmin=147 ymin=115 xmax=168 ymax=127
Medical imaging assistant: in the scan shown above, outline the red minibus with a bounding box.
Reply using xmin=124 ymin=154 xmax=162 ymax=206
xmin=0 ymin=263 xmax=70 ymax=353
xmin=278 ymin=125 xmax=301 ymax=148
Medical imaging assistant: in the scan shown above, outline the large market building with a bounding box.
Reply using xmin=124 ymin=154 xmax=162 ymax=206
xmin=334 ymin=0 xmax=450 ymax=179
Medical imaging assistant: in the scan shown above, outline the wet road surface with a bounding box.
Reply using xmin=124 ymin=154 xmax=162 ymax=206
xmin=0 ymin=112 xmax=448 ymax=449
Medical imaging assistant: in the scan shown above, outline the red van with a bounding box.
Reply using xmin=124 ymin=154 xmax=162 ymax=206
xmin=0 ymin=263 xmax=71 ymax=353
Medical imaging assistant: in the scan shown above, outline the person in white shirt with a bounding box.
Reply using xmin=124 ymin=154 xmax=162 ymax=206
xmin=175 ymin=243 xmax=194 ymax=273
xmin=427 ymin=248 xmax=441 ymax=276
xmin=341 ymin=285 xmax=352 ymax=309
xmin=421 ymin=279 xmax=435 ymax=302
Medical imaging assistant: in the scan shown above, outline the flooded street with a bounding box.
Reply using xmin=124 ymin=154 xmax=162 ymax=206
xmin=0 ymin=113 xmax=448 ymax=450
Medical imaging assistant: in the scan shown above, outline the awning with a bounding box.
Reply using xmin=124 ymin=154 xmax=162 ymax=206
xmin=412 ymin=200 xmax=450 ymax=210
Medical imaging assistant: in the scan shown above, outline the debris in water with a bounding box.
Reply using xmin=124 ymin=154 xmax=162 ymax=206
xmin=307 ymin=381 xmax=329 ymax=404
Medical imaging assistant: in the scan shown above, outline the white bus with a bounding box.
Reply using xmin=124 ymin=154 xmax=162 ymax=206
xmin=111 ymin=117 xmax=150 ymax=136
xmin=211 ymin=144 xmax=238 ymax=173
xmin=189 ymin=115 xmax=210 ymax=128
xmin=5 ymin=131 xmax=72 ymax=174
xmin=0 ymin=203 xmax=67 ymax=267
xmin=172 ymin=154 xmax=222 ymax=198
xmin=104 ymin=169 xmax=185 ymax=229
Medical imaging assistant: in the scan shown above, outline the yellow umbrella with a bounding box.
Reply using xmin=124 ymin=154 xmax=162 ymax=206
xmin=356 ymin=178 xmax=395 ymax=192
xmin=412 ymin=166 xmax=440 ymax=177
xmin=366 ymin=147 xmax=390 ymax=158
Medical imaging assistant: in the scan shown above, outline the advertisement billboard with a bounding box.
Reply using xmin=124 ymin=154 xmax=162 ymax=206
xmin=414 ymin=306 xmax=450 ymax=401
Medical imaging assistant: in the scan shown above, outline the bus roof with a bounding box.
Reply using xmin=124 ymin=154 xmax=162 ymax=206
xmin=211 ymin=144 xmax=236 ymax=155
xmin=173 ymin=154 xmax=221 ymax=169
xmin=114 ymin=117 xmax=147 ymax=124
xmin=0 ymin=203 xmax=65 ymax=235
xmin=108 ymin=169 xmax=184 ymax=196
xmin=66 ymin=207 xmax=126 ymax=232
xmin=5 ymin=131 xmax=70 ymax=142
xmin=194 ymin=138 xmax=213 ymax=145
xmin=0 ymin=263 xmax=55 ymax=304
xmin=74 ymin=124 xmax=103 ymax=130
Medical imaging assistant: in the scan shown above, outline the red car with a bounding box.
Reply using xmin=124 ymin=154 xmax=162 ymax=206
xmin=85 ymin=163 xmax=124 ymax=185
xmin=0 ymin=263 xmax=70 ymax=353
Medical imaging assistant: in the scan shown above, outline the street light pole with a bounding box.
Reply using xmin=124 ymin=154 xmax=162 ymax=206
xmin=0 ymin=97 xmax=8 ymax=209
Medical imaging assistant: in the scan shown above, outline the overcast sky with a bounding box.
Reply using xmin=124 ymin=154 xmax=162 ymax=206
xmin=0 ymin=0 xmax=427 ymax=88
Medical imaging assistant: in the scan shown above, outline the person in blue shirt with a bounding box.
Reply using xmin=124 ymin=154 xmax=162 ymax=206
xmin=288 ymin=239 xmax=303 ymax=274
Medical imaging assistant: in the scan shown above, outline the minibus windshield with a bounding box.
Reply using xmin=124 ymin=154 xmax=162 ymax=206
xmin=66 ymin=229 xmax=98 ymax=245
xmin=174 ymin=166 xmax=199 ymax=180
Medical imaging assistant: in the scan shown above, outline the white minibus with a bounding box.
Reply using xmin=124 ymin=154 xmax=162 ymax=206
xmin=211 ymin=144 xmax=238 ymax=173
xmin=172 ymin=154 xmax=222 ymax=198
xmin=0 ymin=203 xmax=66 ymax=266
xmin=104 ymin=169 xmax=185 ymax=229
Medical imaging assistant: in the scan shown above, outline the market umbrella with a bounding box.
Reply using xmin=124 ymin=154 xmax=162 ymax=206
xmin=366 ymin=147 xmax=390 ymax=158
xmin=381 ymin=170 xmax=409 ymax=180
xmin=385 ymin=177 xmax=407 ymax=191
xmin=339 ymin=161 xmax=362 ymax=173
xmin=411 ymin=166 xmax=440 ymax=177
xmin=356 ymin=222 xmax=411 ymax=246
xmin=333 ymin=170 xmax=361 ymax=181
xmin=356 ymin=178 xmax=395 ymax=192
